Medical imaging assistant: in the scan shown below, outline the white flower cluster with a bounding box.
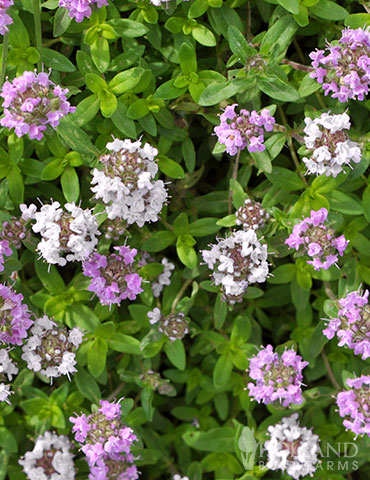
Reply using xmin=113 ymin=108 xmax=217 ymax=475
xmin=303 ymin=112 xmax=361 ymax=177
xmin=19 ymin=431 xmax=75 ymax=480
xmin=0 ymin=348 xmax=18 ymax=404
xmin=201 ymin=229 xmax=268 ymax=304
xmin=21 ymin=316 xmax=83 ymax=380
xmin=265 ymin=414 xmax=319 ymax=480
xmin=91 ymin=138 xmax=168 ymax=228
xmin=153 ymin=258 xmax=175 ymax=297
xmin=22 ymin=201 xmax=100 ymax=266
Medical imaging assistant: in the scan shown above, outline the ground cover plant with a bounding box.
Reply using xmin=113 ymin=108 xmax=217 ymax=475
xmin=1 ymin=0 xmax=370 ymax=478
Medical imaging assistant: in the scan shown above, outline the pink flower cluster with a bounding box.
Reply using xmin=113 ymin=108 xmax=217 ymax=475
xmin=0 ymin=284 xmax=33 ymax=345
xmin=0 ymin=240 xmax=11 ymax=272
xmin=285 ymin=208 xmax=348 ymax=271
xmin=310 ymin=27 xmax=370 ymax=102
xmin=323 ymin=290 xmax=370 ymax=360
xmin=82 ymin=246 xmax=143 ymax=306
xmin=0 ymin=70 xmax=75 ymax=140
xmin=214 ymin=104 xmax=275 ymax=156
xmin=336 ymin=376 xmax=370 ymax=437
xmin=247 ymin=344 xmax=308 ymax=407
xmin=59 ymin=0 xmax=108 ymax=22
xmin=70 ymin=400 xmax=138 ymax=480
xmin=0 ymin=0 xmax=13 ymax=35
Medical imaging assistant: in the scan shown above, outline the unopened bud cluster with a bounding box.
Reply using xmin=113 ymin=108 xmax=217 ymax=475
xmin=0 ymin=216 xmax=28 ymax=249
xmin=148 ymin=308 xmax=189 ymax=342
xmin=235 ymin=199 xmax=269 ymax=230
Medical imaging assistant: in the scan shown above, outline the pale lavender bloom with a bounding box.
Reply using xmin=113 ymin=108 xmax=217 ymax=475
xmin=214 ymin=104 xmax=275 ymax=155
xmin=59 ymin=0 xmax=108 ymax=22
xmin=336 ymin=376 xmax=370 ymax=437
xmin=323 ymin=289 xmax=370 ymax=359
xmin=0 ymin=284 xmax=33 ymax=345
xmin=70 ymin=400 xmax=138 ymax=479
xmin=82 ymin=246 xmax=143 ymax=306
xmin=0 ymin=0 xmax=13 ymax=35
xmin=0 ymin=240 xmax=11 ymax=272
xmin=310 ymin=27 xmax=370 ymax=102
xmin=247 ymin=344 xmax=308 ymax=407
xmin=285 ymin=208 xmax=348 ymax=271
xmin=0 ymin=71 xmax=75 ymax=140
xmin=0 ymin=348 xmax=18 ymax=404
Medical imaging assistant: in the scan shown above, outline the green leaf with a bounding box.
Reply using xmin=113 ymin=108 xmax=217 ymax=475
xmin=216 ymin=214 xmax=237 ymax=227
xmin=98 ymin=89 xmax=117 ymax=118
xmin=344 ymin=13 xmax=370 ymax=29
xmin=165 ymin=340 xmax=186 ymax=370
xmin=230 ymin=178 xmax=247 ymax=209
xmin=176 ymin=239 xmax=198 ymax=269
xmin=7 ymin=166 xmax=24 ymax=204
xmin=260 ymin=15 xmax=297 ymax=59
xmin=250 ymin=149 xmax=272 ymax=174
xmin=265 ymin=167 xmax=305 ymax=191
xmin=108 ymin=19 xmax=149 ymax=38
xmin=154 ymin=79 xmax=187 ymax=100
xmin=214 ymin=293 xmax=227 ymax=328
xmin=127 ymin=98 xmax=149 ymax=120
xmin=188 ymin=218 xmax=220 ymax=237
xmin=192 ymin=25 xmax=216 ymax=47
xmin=53 ymin=7 xmax=72 ymax=36
xmin=141 ymin=231 xmax=176 ymax=252
xmin=173 ymin=212 xmax=189 ymax=236
xmin=111 ymin=101 xmax=136 ymax=139
xmin=179 ymin=42 xmax=197 ymax=74
xmin=198 ymin=80 xmax=241 ymax=106
xmin=0 ymin=428 xmax=17 ymax=453
xmin=107 ymin=334 xmax=141 ymax=354
xmin=268 ymin=264 xmax=296 ymax=284
xmin=41 ymin=159 xmax=65 ymax=181
xmin=109 ymin=67 xmax=144 ymax=95
xmin=188 ymin=0 xmax=209 ymax=18
xmin=328 ymin=191 xmax=363 ymax=216
xmin=88 ymin=337 xmax=108 ymax=378
xmin=298 ymin=73 xmax=321 ymax=97
xmin=303 ymin=321 xmax=329 ymax=362
xmin=58 ymin=119 xmax=100 ymax=156
xmin=227 ymin=26 xmax=256 ymax=63
xmin=61 ymin=165 xmax=80 ymax=203
xmin=72 ymin=94 xmax=100 ymax=127
xmin=213 ymin=354 xmax=233 ymax=388
xmin=35 ymin=260 xmax=65 ymax=294
xmin=41 ymin=48 xmax=76 ymax=72
xmin=258 ymin=74 xmax=300 ymax=102
xmin=182 ymin=138 xmax=196 ymax=172
xmin=157 ymin=155 xmax=185 ymax=179
xmin=91 ymin=37 xmax=110 ymax=73
xmin=309 ymin=0 xmax=348 ymax=20
xmin=277 ymin=0 xmax=299 ymax=14
xmin=362 ymin=183 xmax=370 ymax=222
xmin=75 ymin=368 xmax=101 ymax=403
xmin=183 ymin=427 xmax=235 ymax=452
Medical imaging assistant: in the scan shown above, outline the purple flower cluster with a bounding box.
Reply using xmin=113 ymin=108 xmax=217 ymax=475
xmin=0 ymin=284 xmax=33 ymax=345
xmin=70 ymin=400 xmax=138 ymax=480
xmin=285 ymin=208 xmax=348 ymax=271
xmin=0 ymin=216 xmax=29 ymax=249
xmin=82 ymin=246 xmax=143 ymax=306
xmin=0 ymin=70 xmax=75 ymax=140
xmin=310 ymin=27 xmax=370 ymax=102
xmin=323 ymin=289 xmax=370 ymax=359
xmin=336 ymin=376 xmax=370 ymax=437
xmin=0 ymin=0 xmax=13 ymax=35
xmin=59 ymin=0 xmax=108 ymax=22
xmin=247 ymin=344 xmax=308 ymax=407
xmin=0 ymin=240 xmax=11 ymax=272
xmin=214 ymin=104 xmax=275 ymax=156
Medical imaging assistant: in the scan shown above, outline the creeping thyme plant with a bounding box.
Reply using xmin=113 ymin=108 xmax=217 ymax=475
xmin=1 ymin=0 xmax=370 ymax=479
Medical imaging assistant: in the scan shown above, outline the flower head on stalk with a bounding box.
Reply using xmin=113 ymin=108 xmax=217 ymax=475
xmin=336 ymin=375 xmax=370 ymax=438
xmin=323 ymin=289 xmax=370 ymax=360
xmin=310 ymin=27 xmax=370 ymax=102
xmin=0 ymin=70 xmax=75 ymax=140
xmin=285 ymin=208 xmax=348 ymax=271
xmin=214 ymin=104 xmax=275 ymax=156
xmin=19 ymin=431 xmax=75 ymax=479
xmin=235 ymin=198 xmax=270 ymax=231
xmin=0 ymin=347 xmax=18 ymax=404
xmin=247 ymin=344 xmax=308 ymax=407
xmin=21 ymin=315 xmax=83 ymax=381
xmin=147 ymin=307 xmax=189 ymax=342
xmin=302 ymin=112 xmax=361 ymax=177
xmin=0 ymin=0 xmax=13 ymax=35
xmin=91 ymin=138 xmax=168 ymax=228
xmin=265 ymin=414 xmax=320 ymax=479
xmin=82 ymin=245 xmax=143 ymax=306
xmin=59 ymin=0 xmax=108 ymax=22
xmin=0 ymin=283 xmax=33 ymax=346
xmin=201 ymin=229 xmax=269 ymax=304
